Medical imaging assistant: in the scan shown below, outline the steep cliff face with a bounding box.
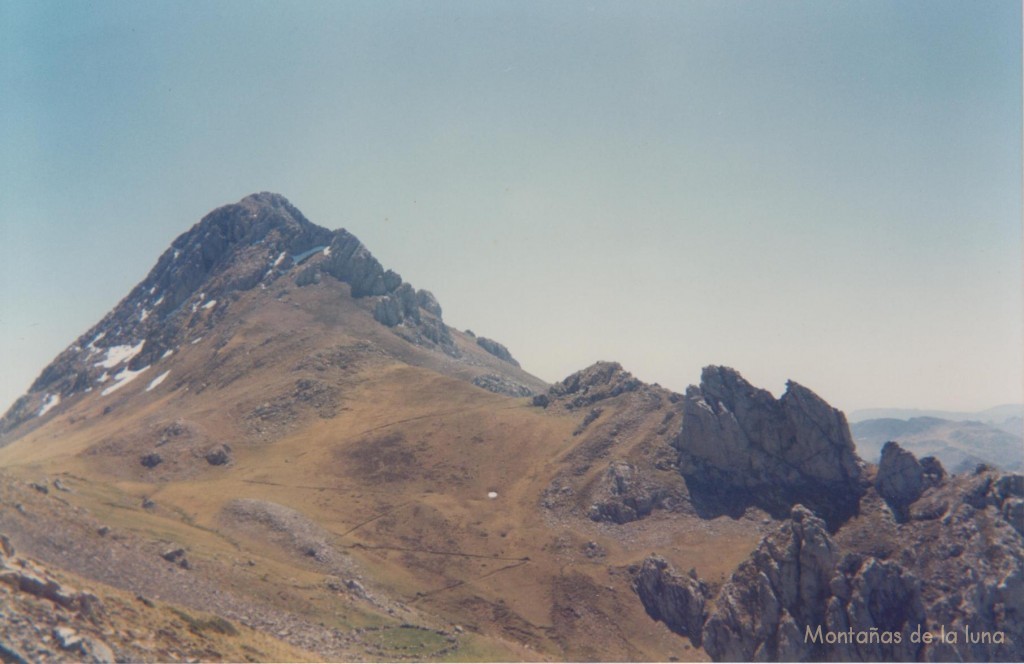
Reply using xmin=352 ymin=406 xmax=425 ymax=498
xmin=674 ymin=366 xmax=865 ymax=527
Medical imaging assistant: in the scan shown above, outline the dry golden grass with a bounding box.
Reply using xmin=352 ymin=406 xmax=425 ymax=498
xmin=0 ymin=276 xmax=762 ymax=662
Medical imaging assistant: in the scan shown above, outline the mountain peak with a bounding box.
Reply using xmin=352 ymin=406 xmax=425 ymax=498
xmin=238 ymin=191 xmax=293 ymax=207
xmin=2 ymin=194 xmax=535 ymax=435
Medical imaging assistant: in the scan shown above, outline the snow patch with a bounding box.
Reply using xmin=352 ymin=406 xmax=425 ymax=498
xmin=101 ymin=365 xmax=150 ymax=396
xmin=38 ymin=394 xmax=60 ymax=417
xmin=161 ymin=349 xmax=174 ymax=360
xmin=97 ymin=371 xmax=109 ymax=383
xmin=202 ymin=299 xmax=217 ymax=310
xmin=191 ymin=337 xmax=203 ymax=345
xmin=323 ymin=246 xmax=332 ymax=257
xmin=154 ymin=294 xmax=165 ymax=306
xmin=146 ymin=370 xmax=171 ymax=392
xmin=95 ymin=340 xmax=145 ymax=369
xmin=273 ymin=252 xmax=287 ymax=267
xmin=140 ymin=308 xmax=150 ymax=322
xmin=487 ymin=491 xmax=498 ymax=499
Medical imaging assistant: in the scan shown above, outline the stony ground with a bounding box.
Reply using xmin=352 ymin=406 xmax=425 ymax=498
xmin=0 ymin=527 xmax=317 ymax=663
xmin=0 ymin=473 xmax=464 ymax=662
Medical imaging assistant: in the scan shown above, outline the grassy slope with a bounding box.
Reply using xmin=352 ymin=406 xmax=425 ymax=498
xmin=0 ymin=277 xmax=761 ymax=661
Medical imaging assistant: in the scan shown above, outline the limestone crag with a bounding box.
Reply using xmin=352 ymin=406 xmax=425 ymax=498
xmin=632 ymin=556 xmax=709 ymax=646
xmin=588 ymin=461 xmax=671 ymax=524
xmin=875 ymin=441 xmax=944 ymax=521
xmin=475 ymin=337 xmax=520 ymax=367
xmin=674 ymin=366 xmax=865 ymax=527
xmin=962 ymin=471 xmax=1024 ymax=537
xmin=373 ymin=283 xmax=420 ymax=327
xmin=536 ymin=362 xmax=643 ymax=410
xmin=416 ymin=290 xmax=443 ymax=318
xmin=699 ymin=505 xmax=929 ymax=662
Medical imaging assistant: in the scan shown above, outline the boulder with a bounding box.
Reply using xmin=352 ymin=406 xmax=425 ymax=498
xmin=205 ymin=445 xmax=231 ymax=466
xmin=140 ymin=453 xmax=163 ymax=469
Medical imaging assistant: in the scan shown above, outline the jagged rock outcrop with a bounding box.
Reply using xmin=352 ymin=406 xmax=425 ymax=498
xmin=373 ymin=283 xmax=420 ymax=328
xmin=961 ymin=471 xmax=1024 ymax=537
xmin=875 ymin=441 xmax=945 ymax=521
xmin=416 ymin=290 xmax=443 ymax=318
xmin=702 ymin=506 xmax=925 ymax=662
xmin=674 ymin=366 xmax=864 ymax=527
xmin=632 ymin=556 xmax=709 ymax=646
xmin=475 ymin=337 xmax=520 ymax=367
xmin=588 ymin=461 xmax=670 ymax=524
xmin=537 ymin=362 xmax=643 ymax=410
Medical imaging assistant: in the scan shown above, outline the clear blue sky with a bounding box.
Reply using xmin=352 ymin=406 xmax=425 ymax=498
xmin=1 ymin=0 xmax=1021 ymax=413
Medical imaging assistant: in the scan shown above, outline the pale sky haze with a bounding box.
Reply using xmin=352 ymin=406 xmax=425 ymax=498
xmin=1 ymin=1 xmax=1021 ymax=414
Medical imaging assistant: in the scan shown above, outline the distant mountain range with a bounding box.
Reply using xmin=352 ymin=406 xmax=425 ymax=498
xmin=850 ymin=404 xmax=1022 ymax=431
xmin=850 ymin=405 xmax=1023 ymax=474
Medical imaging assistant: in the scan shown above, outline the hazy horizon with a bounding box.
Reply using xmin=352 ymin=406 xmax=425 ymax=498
xmin=2 ymin=1 xmax=1021 ymax=415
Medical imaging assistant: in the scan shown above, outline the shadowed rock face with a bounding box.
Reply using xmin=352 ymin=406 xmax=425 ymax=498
xmin=632 ymin=556 xmax=709 ymax=646
xmin=674 ymin=366 xmax=865 ymax=528
xmin=875 ymin=441 xmax=945 ymax=522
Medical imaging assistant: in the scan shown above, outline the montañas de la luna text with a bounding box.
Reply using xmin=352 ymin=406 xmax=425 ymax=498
xmin=805 ymin=624 xmax=1006 ymax=646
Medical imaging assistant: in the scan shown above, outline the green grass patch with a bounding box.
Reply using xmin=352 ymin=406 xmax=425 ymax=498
xmin=362 ymin=625 xmax=455 ymax=659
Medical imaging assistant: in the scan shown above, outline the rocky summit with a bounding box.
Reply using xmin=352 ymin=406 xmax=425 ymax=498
xmin=0 ymin=193 xmax=1021 ymax=663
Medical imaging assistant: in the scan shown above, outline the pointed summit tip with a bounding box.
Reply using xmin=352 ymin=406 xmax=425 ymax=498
xmin=238 ymin=191 xmax=294 ymax=208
